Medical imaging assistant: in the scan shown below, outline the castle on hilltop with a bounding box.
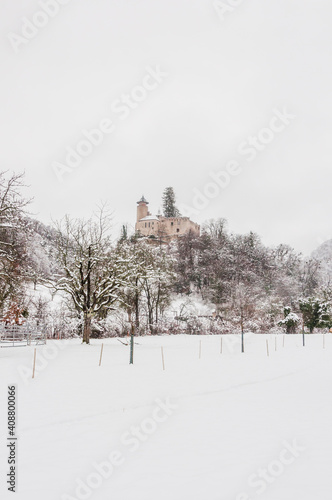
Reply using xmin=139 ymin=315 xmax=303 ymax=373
xmin=135 ymin=196 xmax=200 ymax=241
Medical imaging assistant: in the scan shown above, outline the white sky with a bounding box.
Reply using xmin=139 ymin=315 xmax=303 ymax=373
xmin=1 ymin=0 xmax=331 ymax=254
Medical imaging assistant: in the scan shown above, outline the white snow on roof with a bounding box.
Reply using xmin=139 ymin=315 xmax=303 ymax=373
xmin=139 ymin=215 xmax=159 ymax=221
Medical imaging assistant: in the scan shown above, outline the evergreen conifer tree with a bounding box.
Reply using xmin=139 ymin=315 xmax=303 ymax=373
xmin=162 ymin=187 xmax=180 ymax=217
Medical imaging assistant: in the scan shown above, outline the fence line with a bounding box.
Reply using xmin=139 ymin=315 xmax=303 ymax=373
xmin=0 ymin=324 xmax=47 ymax=348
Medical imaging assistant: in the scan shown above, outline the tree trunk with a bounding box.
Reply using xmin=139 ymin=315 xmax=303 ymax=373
xmin=83 ymin=312 xmax=91 ymax=344
xmin=155 ymin=281 xmax=161 ymax=327
xmin=135 ymin=280 xmax=140 ymax=332
xmin=145 ymin=283 xmax=154 ymax=333
xmin=287 ymin=324 xmax=296 ymax=334
xmin=83 ymin=246 xmax=92 ymax=344
xmin=148 ymin=308 xmax=154 ymax=334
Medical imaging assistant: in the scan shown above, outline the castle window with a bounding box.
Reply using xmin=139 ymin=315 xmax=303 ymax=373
xmin=148 ymin=222 xmax=150 ymax=227
xmin=177 ymin=228 xmax=180 ymax=233
xmin=171 ymin=222 xmax=174 ymax=226
xmin=145 ymin=223 xmax=147 ymax=228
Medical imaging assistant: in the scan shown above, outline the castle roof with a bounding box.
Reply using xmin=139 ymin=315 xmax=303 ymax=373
xmin=137 ymin=195 xmax=149 ymax=204
xmin=140 ymin=215 xmax=159 ymax=222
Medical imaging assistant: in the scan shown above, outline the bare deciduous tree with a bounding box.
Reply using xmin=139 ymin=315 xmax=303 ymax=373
xmin=0 ymin=171 xmax=30 ymax=311
xmin=51 ymin=207 xmax=132 ymax=343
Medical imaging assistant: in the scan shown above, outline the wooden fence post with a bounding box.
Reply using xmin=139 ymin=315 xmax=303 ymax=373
xmin=32 ymin=348 xmax=37 ymax=379
xmin=99 ymin=343 xmax=104 ymax=366
xmin=161 ymin=346 xmax=165 ymax=371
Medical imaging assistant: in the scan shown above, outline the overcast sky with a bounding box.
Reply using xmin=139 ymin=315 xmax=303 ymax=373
xmin=1 ymin=0 xmax=331 ymax=255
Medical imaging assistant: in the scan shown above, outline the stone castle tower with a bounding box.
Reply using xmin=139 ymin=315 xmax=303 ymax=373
xmin=135 ymin=195 xmax=200 ymax=241
xmin=136 ymin=195 xmax=150 ymax=222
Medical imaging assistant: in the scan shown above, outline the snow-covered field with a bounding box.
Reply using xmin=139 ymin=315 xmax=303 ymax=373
xmin=1 ymin=333 xmax=332 ymax=500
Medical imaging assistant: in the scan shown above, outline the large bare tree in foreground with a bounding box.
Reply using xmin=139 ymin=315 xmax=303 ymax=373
xmin=0 ymin=171 xmax=30 ymax=310
xmin=52 ymin=208 xmax=132 ymax=343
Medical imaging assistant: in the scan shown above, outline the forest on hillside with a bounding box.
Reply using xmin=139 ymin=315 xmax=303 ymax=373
xmin=1 ymin=171 xmax=332 ymax=342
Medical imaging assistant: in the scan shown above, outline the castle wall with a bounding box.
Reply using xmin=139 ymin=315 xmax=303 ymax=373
xmin=158 ymin=217 xmax=200 ymax=238
xmin=136 ymin=216 xmax=200 ymax=240
xmin=135 ymin=218 xmax=160 ymax=237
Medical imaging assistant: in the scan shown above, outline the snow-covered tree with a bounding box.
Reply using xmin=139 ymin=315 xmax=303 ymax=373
xmin=141 ymin=245 xmax=175 ymax=332
xmin=299 ymin=259 xmax=321 ymax=297
xmin=278 ymin=306 xmax=300 ymax=334
xmin=226 ymin=281 xmax=262 ymax=334
xmin=116 ymin=238 xmax=153 ymax=332
xmin=299 ymin=297 xmax=331 ymax=333
xmin=162 ymin=187 xmax=180 ymax=218
xmin=117 ymin=237 xmax=176 ymax=334
xmin=51 ymin=207 xmax=133 ymax=344
xmin=0 ymin=171 xmax=30 ymax=311
xmin=24 ymin=230 xmax=52 ymax=289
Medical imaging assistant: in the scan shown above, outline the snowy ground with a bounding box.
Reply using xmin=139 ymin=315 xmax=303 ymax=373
xmin=1 ymin=333 xmax=332 ymax=500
